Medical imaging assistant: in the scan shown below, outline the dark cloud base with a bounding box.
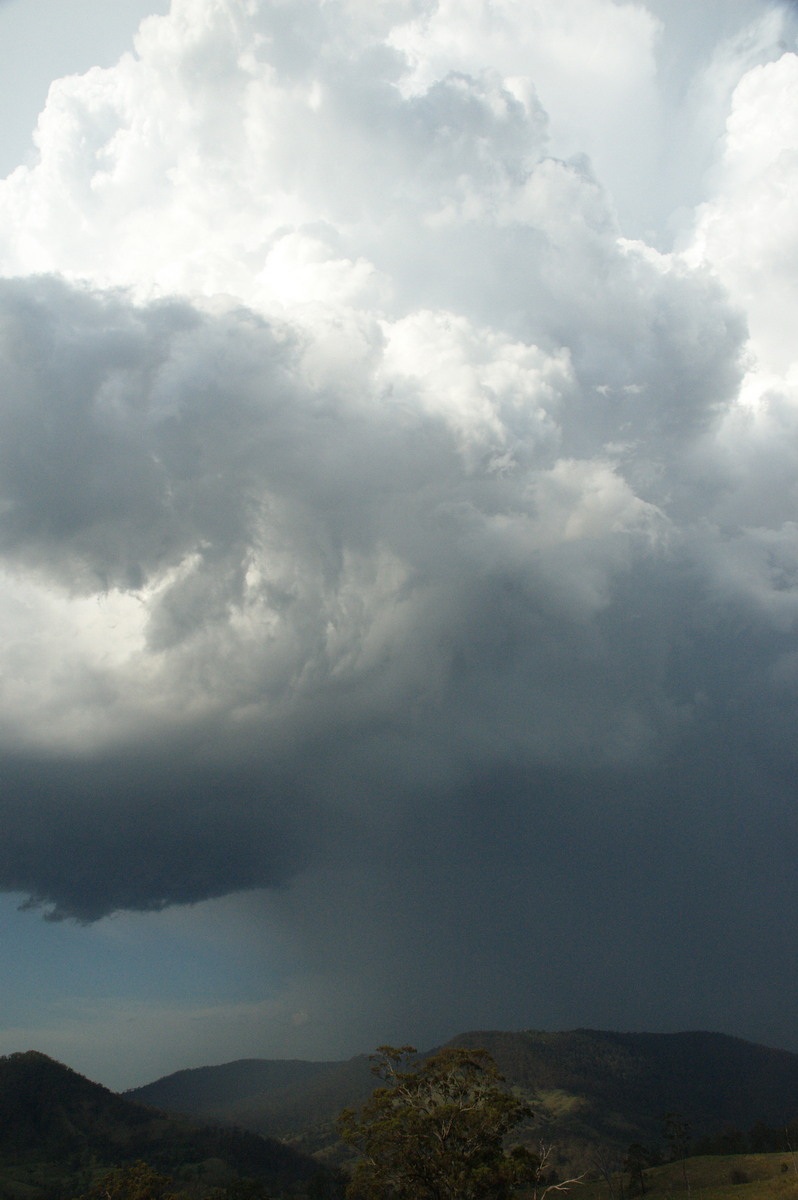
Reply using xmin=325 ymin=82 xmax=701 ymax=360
xmin=1 ymin=750 xmax=304 ymax=922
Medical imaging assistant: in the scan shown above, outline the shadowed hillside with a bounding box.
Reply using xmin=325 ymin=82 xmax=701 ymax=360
xmin=0 ymin=1051 xmax=329 ymax=1199
xmin=125 ymin=1058 xmax=341 ymax=1115
xmin=127 ymin=1030 xmax=798 ymax=1167
xmin=127 ymin=1055 xmax=377 ymax=1154
xmin=446 ymin=1029 xmax=798 ymax=1153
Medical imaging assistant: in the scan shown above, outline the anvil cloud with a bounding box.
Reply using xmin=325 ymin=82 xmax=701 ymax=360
xmin=0 ymin=0 xmax=797 ymax=1074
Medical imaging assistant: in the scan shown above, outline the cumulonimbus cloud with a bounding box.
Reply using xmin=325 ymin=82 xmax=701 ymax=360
xmin=0 ymin=0 xmax=796 ymax=933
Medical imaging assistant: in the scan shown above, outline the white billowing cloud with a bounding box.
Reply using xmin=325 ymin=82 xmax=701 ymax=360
xmin=388 ymin=0 xmax=662 ymax=228
xmin=0 ymin=0 xmax=552 ymax=310
xmin=678 ymin=21 xmax=798 ymax=666
xmin=688 ymin=51 xmax=798 ymax=375
xmin=652 ymin=2 xmax=796 ymax=253
xmin=0 ymin=0 xmax=795 ymax=948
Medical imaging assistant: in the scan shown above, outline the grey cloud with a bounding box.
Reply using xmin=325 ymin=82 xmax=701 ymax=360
xmin=0 ymin=0 xmax=796 ymax=1059
xmin=0 ymin=280 xmax=200 ymax=588
xmin=241 ymin=741 xmax=798 ymax=1054
xmin=1 ymin=751 xmax=302 ymax=922
xmin=0 ymin=265 xmax=793 ymax=934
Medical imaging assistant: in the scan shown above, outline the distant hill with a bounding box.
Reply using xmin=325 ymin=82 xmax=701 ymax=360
xmin=127 ymin=1055 xmax=377 ymax=1162
xmin=125 ymin=1058 xmax=343 ymax=1116
xmin=0 ymin=1050 xmax=329 ymax=1199
xmin=446 ymin=1029 xmax=798 ymax=1164
xmin=127 ymin=1029 xmax=798 ymax=1167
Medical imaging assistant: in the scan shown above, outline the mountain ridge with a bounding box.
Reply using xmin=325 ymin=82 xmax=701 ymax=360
xmin=126 ymin=1028 xmax=798 ymax=1166
xmin=0 ymin=1049 xmax=330 ymax=1198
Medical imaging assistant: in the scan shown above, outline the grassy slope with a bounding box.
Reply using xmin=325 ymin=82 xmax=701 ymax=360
xmin=580 ymin=1154 xmax=798 ymax=1200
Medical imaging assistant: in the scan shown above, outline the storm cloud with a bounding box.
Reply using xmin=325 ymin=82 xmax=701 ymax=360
xmin=0 ymin=0 xmax=797 ymax=1053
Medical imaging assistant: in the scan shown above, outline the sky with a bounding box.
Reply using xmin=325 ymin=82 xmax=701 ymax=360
xmin=0 ymin=0 xmax=797 ymax=1092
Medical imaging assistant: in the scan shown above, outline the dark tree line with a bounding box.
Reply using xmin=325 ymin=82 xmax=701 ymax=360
xmin=692 ymin=1118 xmax=798 ymax=1157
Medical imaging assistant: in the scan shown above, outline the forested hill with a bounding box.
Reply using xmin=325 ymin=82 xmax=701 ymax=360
xmin=0 ymin=1050 xmax=325 ymax=1196
xmin=127 ymin=1029 xmax=798 ymax=1163
xmin=126 ymin=1056 xmax=365 ymax=1132
xmin=446 ymin=1029 xmax=798 ymax=1149
xmin=127 ymin=1053 xmax=377 ymax=1151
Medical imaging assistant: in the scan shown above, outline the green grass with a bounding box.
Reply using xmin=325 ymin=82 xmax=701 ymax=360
xmin=579 ymin=1154 xmax=798 ymax=1200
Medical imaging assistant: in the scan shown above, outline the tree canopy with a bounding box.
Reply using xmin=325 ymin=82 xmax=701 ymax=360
xmin=338 ymin=1045 xmax=538 ymax=1200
